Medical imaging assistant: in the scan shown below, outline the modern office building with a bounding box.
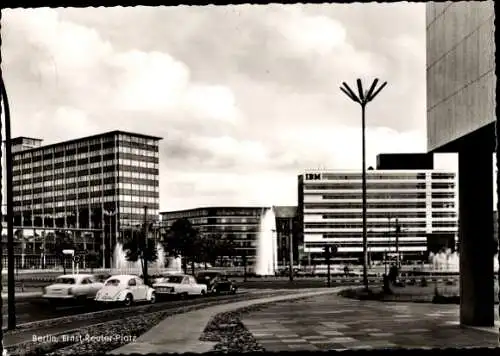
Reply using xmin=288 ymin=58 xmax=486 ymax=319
xmin=161 ymin=205 xmax=300 ymax=268
xmin=298 ymin=169 xmax=458 ymax=263
xmin=427 ymin=1 xmax=495 ymax=326
xmin=161 ymin=206 xmax=265 ymax=266
xmin=274 ymin=206 xmax=301 ymax=266
xmin=10 ymin=130 xmax=162 ymax=268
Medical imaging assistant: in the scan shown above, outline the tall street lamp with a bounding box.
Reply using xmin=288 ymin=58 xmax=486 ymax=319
xmin=495 ymin=106 xmax=500 ymax=323
xmin=1 ymin=73 xmax=16 ymax=330
xmin=340 ymin=78 xmax=387 ymax=291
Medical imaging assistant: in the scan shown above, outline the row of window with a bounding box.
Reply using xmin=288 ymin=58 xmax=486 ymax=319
xmin=316 ymin=192 xmax=456 ymax=200
xmin=307 ymin=231 xmax=455 ymax=238
xmin=14 ymin=148 xmax=115 ymax=167
xmin=14 ymin=155 xmax=159 ymax=176
xmin=163 ymin=208 xmax=264 ymax=220
xmin=305 ymin=241 xmax=426 ymax=248
xmin=318 ymin=192 xmax=428 ymax=199
xmin=309 ymin=211 xmax=457 ymax=219
xmin=14 ymin=171 xmax=118 ymax=182
xmin=305 ymin=183 xmax=427 ymax=190
xmin=14 ymin=195 xmax=158 ymax=209
xmin=15 ymin=182 xmax=158 ymax=194
xmin=432 ymin=221 xmax=459 ymax=227
xmin=304 ymin=221 xmax=432 ymax=229
xmin=319 ymin=173 xmax=429 ymax=180
xmin=14 ymin=188 xmax=158 ymax=202
xmin=304 ymin=182 xmax=455 ymax=190
xmin=305 ymin=202 xmax=427 ymax=209
xmin=319 ymin=212 xmax=428 ymax=219
xmin=14 ymin=171 xmax=157 ymax=188
xmin=304 ymin=202 xmax=455 ymax=209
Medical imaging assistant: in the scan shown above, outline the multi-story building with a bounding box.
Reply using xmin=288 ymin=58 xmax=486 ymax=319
xmin=160 ymin=206 xmax=300 ymax=268
xmin=10 ymin=130 xmax=162 ymax=268
xmin=298 ymin=169 xmax=458 ymax=264
xmin=274 ymin=206 xmax=301 ymax=266
xmin=161 ymin=206 xmax=265 ymax=266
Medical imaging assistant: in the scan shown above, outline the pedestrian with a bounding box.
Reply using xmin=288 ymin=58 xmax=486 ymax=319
xmin=344 ymin=265 xmax=349 ymax=277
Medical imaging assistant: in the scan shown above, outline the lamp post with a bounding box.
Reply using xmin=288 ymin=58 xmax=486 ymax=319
xmin=495 ymin=102 xmax=500 ymax=323
xmin=104 ymin=209 xmax=117 ymax=269
xmin=340 ymin=78 xmax=387 ymax=290
xmin=1 ymin=73 xmax=16 ymax=330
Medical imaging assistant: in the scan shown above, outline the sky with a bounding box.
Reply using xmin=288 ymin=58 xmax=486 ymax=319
xmin=1 ymin=4 xmax=458 ymax=212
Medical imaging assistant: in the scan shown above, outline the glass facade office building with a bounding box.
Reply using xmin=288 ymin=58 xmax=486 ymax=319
xmin=161 ymin=207 xmax=265 ymax=266
xmin=298 ymin=170 xmax=458 ymax=263
xmin=10 ymin=131 xmax=162 ymax=268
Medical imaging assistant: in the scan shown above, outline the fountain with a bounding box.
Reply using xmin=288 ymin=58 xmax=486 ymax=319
xmin=166 ymin=256 xmax=182 ymax=273
xmin=113 ymin=242 xmax=169 ymax=275
xmin=428 ymin=248 xmax=499 ymax=272
xmin=255 ymin=208 xmax=277 ymax=276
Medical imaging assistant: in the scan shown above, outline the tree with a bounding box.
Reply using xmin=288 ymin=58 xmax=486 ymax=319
xmin=214 ymin=234 xmax=238 ymax=267
xmin=240 ymin=248 xmax=249 ymax=281
xmin=51 ymin=231 xmax=75 ymax=274
xmin=198 ymin=235 xmax=218 ymax=270
xmin=122 ymin=227 xmax=158 ymax=285
xmin=163 ymin=218 xmax=200 ymax=275
xmin=86 ymin=250 xmax=101 ymax=273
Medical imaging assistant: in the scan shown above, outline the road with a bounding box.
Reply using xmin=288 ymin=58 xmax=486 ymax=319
xmin=2 ymin=289 xmax=314 ymax=350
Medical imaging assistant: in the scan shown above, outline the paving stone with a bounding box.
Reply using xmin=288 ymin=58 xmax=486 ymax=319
xmin=240 ymin=292 xmax=499 ymax=351
xmin=369 ymin=332 xmax=395 ymax=337
xmin=253 ymin=333 xmax=275 ymax=337
xmin=288 ymin=344 xmax=317 ymax=350
xmin=283 ymin=338 xmax=309 ymax=342
xmin=317 ymin=330 xmax=344 ymax=336
xmin=328 ymin=337 xmax=358 ymax=343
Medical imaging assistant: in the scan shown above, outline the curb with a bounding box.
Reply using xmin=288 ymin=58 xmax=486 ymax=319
xmin=1 ymin=292 xmax=42 ymax=301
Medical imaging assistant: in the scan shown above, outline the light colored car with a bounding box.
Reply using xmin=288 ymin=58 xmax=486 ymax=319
xmin=95 ymin=275 xmax=156 ymax=306
xmin=42 ymin=274 xmax=104 ymax=305
xmin=153 ymin=274 xmax=207 ymax=298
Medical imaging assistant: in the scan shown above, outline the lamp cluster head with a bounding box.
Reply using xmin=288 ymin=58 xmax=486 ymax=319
xmin=340 ymin=78 xmax=387 ymax=106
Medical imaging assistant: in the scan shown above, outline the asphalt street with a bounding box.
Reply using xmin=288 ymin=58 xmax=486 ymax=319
xmin=0 ymin=281 xmax=365 ymax=327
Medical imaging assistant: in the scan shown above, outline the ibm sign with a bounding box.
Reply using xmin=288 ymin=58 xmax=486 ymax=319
xmin=305 ymin=173 xmax=321 ymax=180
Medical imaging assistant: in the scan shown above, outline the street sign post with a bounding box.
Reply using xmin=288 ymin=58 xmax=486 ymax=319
xmin=62 ymin=250 xmax=75 ymax=275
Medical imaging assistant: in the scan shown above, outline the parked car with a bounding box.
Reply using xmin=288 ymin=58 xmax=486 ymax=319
xmin=95 ymin=275 xmax=156 ymax=306
xmin=42 ymin=274 xmax=104 ymax=306
xmin=153 ymin=274 xmax=207 ymax=298
xmin=195 ymin=271 xmax=238 ymax=294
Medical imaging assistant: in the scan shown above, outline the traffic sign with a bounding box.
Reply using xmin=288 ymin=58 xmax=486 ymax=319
xmin=73 ymin=256 xmax=81 ymax=263
xmin=62 ymin=249 xmax=74 ymax=255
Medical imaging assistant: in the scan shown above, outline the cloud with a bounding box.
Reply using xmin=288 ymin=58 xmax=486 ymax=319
xmin=2 ymin=5 xmax=427 ymax=212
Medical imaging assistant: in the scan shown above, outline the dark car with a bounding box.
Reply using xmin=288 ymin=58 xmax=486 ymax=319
xmin=195 ymin=271 xmax=237 ymax=294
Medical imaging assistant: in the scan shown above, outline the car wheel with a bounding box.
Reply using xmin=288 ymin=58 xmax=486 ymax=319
xmin=180 ymin=292 xmax=188 ymax=299
xmin=123 ymin=294 xmax=133 ymax=307
xmin=200 ymin=289 xmax=206 ymax=297
xmin=150 ymin=292 xmax=156 ymax=304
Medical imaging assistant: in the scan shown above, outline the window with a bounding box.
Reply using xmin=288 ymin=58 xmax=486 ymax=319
xmin=128 ymin=279 xmax=136 ymax=286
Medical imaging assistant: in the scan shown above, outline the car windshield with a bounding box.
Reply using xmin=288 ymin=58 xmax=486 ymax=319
xmin=163 ymin=276 xmax=184 ymax=284
xmin=54 ymin=278 xmax=75 ymax=284
xmin=105 ymin=279 xmax=122 ymax=286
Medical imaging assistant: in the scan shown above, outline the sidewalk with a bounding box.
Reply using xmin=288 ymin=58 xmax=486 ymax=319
xmin=109 ymin=288 xmax=342 ymax=354
xmin=241 ymin=293 xmax=500 ymax=351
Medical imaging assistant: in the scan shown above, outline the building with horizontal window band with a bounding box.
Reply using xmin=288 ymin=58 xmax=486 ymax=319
xmin=298 ymin=167 xmax=458 ymax=264
xmin=7 ymin=130 xmax=162 ymax=269
xmin=160 ymin=206 xmax=301 ymax=268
